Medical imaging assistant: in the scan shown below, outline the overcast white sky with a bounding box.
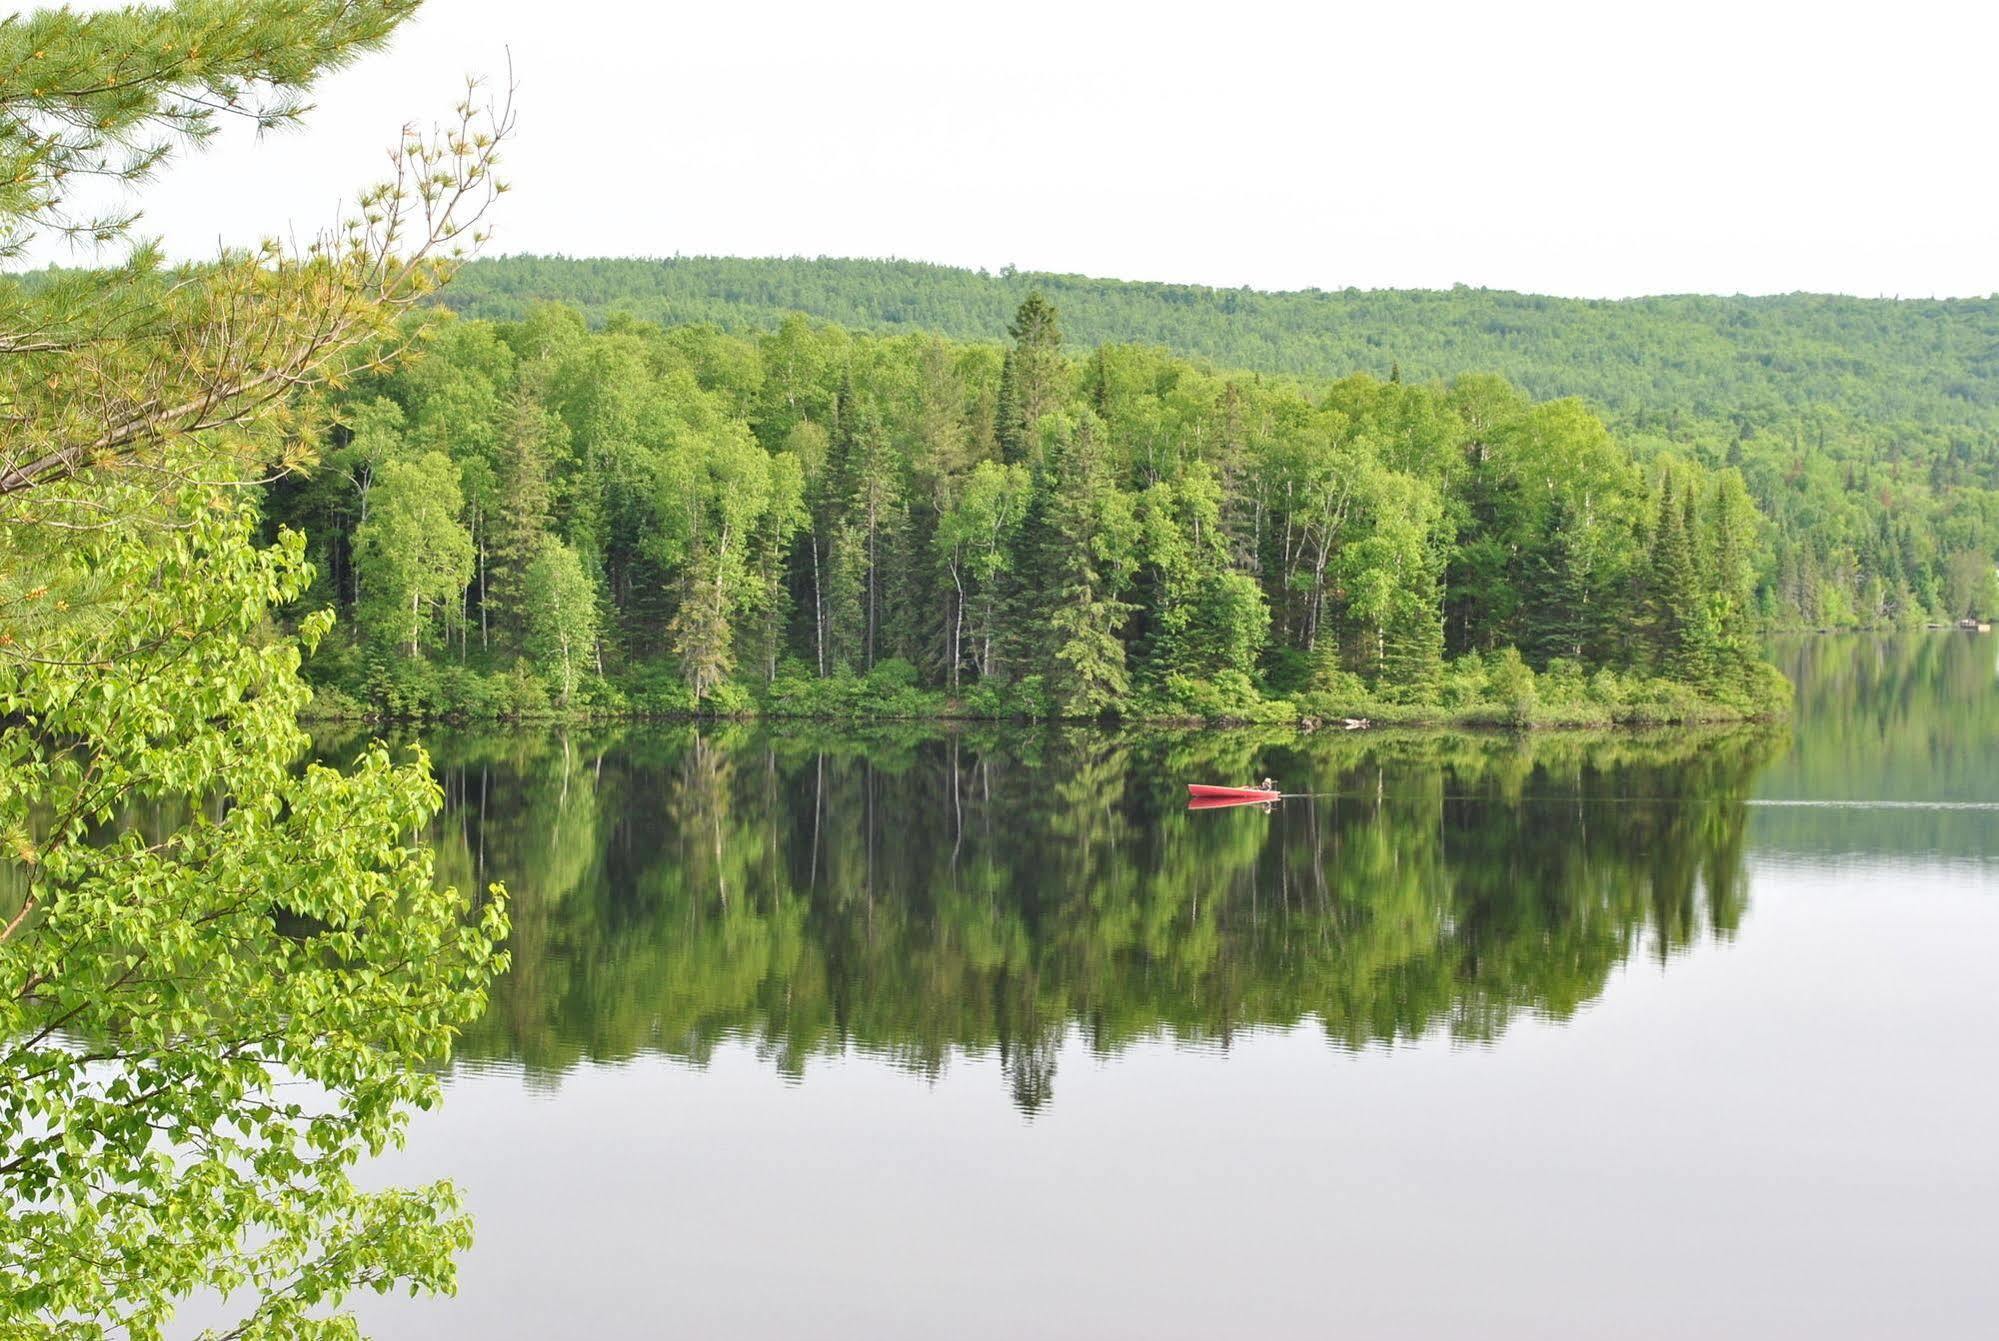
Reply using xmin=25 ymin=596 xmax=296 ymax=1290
xmin=36 ymin=0 xmax=1999 ymax=298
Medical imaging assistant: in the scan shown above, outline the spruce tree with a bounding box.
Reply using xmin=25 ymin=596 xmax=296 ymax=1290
xmin=485 ymin=382 xmax=560 ymax=650
xmin=1524 ymin=498 xmax=1593 ymax=663
xmin=994 ymin=348 xmax=1021 ymax=463
xmin=1000 ymin=291 xmax=1064 ymax=464
xmin=1646 ymin=476 xmax=1703 ymax=679
xmin=1036 ymin=414 xmax=1137 ymax=716
xmin=1379 ymin=593 xmax=1445 ymax=701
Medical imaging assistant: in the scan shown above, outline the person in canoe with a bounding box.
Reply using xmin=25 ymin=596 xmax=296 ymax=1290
xmin=1259 ymin=776 xmax=1277 ymax=792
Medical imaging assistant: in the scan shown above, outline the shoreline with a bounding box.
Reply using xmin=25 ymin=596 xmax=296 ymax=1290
xmin=305 ymin=645 xmax=1796 ymax=735
xmin=302 ymin=697 xmax=1787 ymax=733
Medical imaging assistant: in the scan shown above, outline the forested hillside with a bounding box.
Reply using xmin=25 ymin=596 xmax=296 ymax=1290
xmin=272 ymin=293 xmax=1798 ymax=725
xmin=436 ymin=256 xmax=1999 ymax=631
xmin=442 ymin=257 xmax=1999 ymax=427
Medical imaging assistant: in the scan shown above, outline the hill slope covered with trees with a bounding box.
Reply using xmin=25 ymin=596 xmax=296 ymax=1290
xmin=441 ymin=256 xmax=1999 ymax=429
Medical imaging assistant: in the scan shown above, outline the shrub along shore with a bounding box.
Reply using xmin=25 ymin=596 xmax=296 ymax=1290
xmin=304 ymin=646 xmax=1790 ymax=730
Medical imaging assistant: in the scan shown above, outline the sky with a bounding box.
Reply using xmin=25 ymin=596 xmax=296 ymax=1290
xmin=34 ymin=0 xmax=1999 ymax=299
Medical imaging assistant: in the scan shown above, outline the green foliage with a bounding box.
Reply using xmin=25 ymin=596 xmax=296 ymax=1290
xmin=483 ymin=383 xmax=563 ymax=649
xmin=439 ymin=256 xmax=1999 ymax=446
xmin=1037 ymin=412 xmax=1140 ymax=717
xmin=2 ymin=4 xmax=513 ymax=1333
xmin=247 ymin=286 xmax=1797 ymax=725
xmin=0 ymin=0 xmax=421 ymax=258
xmin=615 ymin=662 xmax=698 ymax=716
xmin=432 ymin=256 xmax=1999 ymax=636
xmin=764 ymin=657 xmax=944 ymax=720
xmin=1 ymin=485 xmax=506 ymax=1339
xmin=521 ymin=538 xmax=598 ymax=705
xmin=354 ymin=451 xmax=475 ymax=657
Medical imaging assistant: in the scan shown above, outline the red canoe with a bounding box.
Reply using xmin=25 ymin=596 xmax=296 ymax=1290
xmin=1186 ymin=784 xmax=1281 ymax=802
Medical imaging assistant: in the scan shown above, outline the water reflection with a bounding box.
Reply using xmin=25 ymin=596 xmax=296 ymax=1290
xmin=1756 ymin=632 xmax=1999 ymax=859
xmin=314 ymin=724 xmax=1784 ymax=1114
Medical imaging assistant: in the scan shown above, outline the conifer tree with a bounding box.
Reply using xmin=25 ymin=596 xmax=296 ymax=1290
xmin=486 ymin=381 xmax=563 ymax=649
xmin=994 ymin=347 xmax=1021 ymax=463
xmin=1036 ymin=413 xmax=1138 ymax=716
xmin=999 ymin=291 xmax=1064 ymax=464
xmin=821 ymin=399 xmax=902 ymax=669
xmin=1524 ymin=497 xmax=1596 ymax=663
xmin=1646 ymin=475 xmax=1703 ymax=678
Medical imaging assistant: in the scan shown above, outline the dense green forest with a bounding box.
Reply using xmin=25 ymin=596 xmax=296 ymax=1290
xmin=275 ymin=292 xmax=1797 ymax=725
xmin=435 ymin=255 xmax=1999 ymax=632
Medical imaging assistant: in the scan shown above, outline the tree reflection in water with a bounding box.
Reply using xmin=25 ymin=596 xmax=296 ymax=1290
xmin=318 ymin=723 xmax=1782 ymax=1114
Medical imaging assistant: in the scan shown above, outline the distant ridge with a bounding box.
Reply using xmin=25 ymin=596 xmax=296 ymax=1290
xmin=438 ymin=255 xmax=1999 ymax=432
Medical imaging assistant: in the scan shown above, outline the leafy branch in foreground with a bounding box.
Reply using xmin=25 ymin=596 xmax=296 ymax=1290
xmin=2 ymin=3 xmax=511 ymax=1337
xmin=0 ymin=1 xmax=513 ymax=507
xmin=1 ymin=484 xmax=507 ymax=1340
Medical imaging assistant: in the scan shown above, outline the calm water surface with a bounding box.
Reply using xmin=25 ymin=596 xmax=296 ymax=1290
xmin=348 ymin=634 xmax=1998 ymax=1339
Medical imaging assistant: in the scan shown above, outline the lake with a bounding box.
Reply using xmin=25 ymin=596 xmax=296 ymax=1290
xmin=342 ymin=633 xmax=1999 ymax=1339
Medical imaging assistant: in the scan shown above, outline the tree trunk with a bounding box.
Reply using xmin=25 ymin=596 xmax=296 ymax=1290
xmin=865 ymin=499 xmax=877 ymax=669
xmin=478 ymin=522 xmax=488 ymax=653
xmin=714 ymin=525 xmax=732 ymax=697
xmin=982 ymin=591 xmax=996 ymax=679
xmin=810 ymin=532 xmax=826 ymax=676
xmin=949 ymin=558 xmax=966 ymax=692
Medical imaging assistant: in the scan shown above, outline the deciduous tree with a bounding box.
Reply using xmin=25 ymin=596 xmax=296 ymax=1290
xmin=1 ymin=4 xmax=512 ymax=1337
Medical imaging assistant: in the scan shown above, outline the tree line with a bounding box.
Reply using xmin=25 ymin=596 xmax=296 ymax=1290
xmin=434 ymin=255 xmax=1999 ymax=632
xmin=278 ymin=293 xmax=1791 ymax=723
